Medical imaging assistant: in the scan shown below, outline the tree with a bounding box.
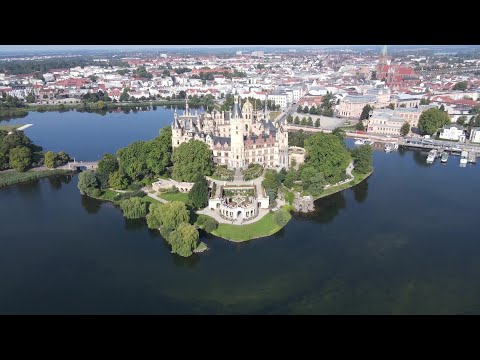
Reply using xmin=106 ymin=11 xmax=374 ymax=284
xmin=301 ymin=117 xmax=307 ymax=126
xmin=117 ymin=141 xmax=149 ymax=180
xmin=146 ymin=201 xmax=190 ymax=231
xmin=439 ymin=104 xmax=445 ymax=112
xmin=262 ymin=169 xmax=280 ymax=191
xmin=400 ymin=122 xmax=411 ymax=136
xmin=307 ymin=116 xmax=313 ymax=126
xmin=188 ymin=174 xmax=209 ymax=209
xmin=119 ymin=197 xmax=148 ymax=219
xmin=371 ymin=70 xmax=377 ymax=80
xmin=303 ymin=106 xmax=309 ymax=113
xmin=420 ymin=98 xmax=431 ymax=105
xmin=284 ymin=191 xmax=294 ymax=205
xmin=294 ymin=116 xmax=300 ymax=125
xmin=119 ymin=88 xmax=130 ymax=102
xmin=399 ymin=103 xmax=406 ymax=108
xmin=351 ymin=144 xmax=372 ymax=174
xmin=453 ymin=81 xmax=468 ymax=91
xmin=304 ymin=132 xmax=351 ymax=184
xmin=172 ymin=140 xmax=214 ymax=182
xmin=273 ymin=209 xmax=290 ymax=227
xmin=145 ymin=127 xmax=172 ymax=176
xmin=168 ymin=223 xmax=199 ymax=257
xmin=88 ymin=75 xmax=98 ymax=82
xmin=287 ymin=114 xmax=293 ymax=124
xmin=109 ymin=170 xmax=129 ymax=190
xmin=332 ymin=127 xmax=346 ymax=140
xmin=356 ymin=121 xmax=365 ymax=131
xmin=9 ymin=146 xmax=32 ymax=172
xmin=297 ymin=105 xmax=303 ymax=113
xmin=26 ymin=92 xmax=36 ymax=103
xmin=283 ymin=168 xmax=299 ymax=188
xmin=314 ymin=118 xmax=320 ymax=127
xmin=56 ymin=151 xmax=71 ymax=165
xmin=196 ymin=214 xmax=218 ymax=233
xmin=457 ymin=115 xmax=467 ymax=126
xmin=387 ymin=103 xmax=395 ymax=110
xmin=360 ymin=104 xmax=372 ymax=120
xmin=309 ymin=106 xmax=317 ymax=115
xmin=44 ymin=151 xmax=56 ymax=168
xmin=418 ymin=108 xmax=451 ymax=135
xmin=77 ymin=170 xmax=99 ymax=195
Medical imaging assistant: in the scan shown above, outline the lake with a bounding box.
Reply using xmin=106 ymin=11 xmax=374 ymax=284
xmin=1 ymin=109 xmax=480 ymax=314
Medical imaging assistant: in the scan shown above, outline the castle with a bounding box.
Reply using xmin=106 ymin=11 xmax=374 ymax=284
xmin=171 ymin=96 xmax=289 ymax=169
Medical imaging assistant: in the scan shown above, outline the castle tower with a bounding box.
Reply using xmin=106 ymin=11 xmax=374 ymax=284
xmin=242 ymin=98 xmax=253 ymax=133
xmin=229 ymin=95 xmax=245 ymax=169
xmin=171 ymin=109 xmax=183 ymax=148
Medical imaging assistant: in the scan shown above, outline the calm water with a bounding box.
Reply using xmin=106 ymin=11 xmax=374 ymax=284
xmin=1 ymin=110 xmax=480 ymax=314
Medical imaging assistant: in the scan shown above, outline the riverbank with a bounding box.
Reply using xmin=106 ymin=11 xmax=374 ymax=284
xmin=210 ymin=206 xmax=293 ymax=242
xmin=313 ymin=169 xmax=373 ymax=201
xmin=0 ymin=169 xmax=73 ymax=188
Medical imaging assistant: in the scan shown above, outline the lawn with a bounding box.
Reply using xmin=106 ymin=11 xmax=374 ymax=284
xmin=313 ymin=170 xmax=372 ymax=200
xmin=159 ymin=192 xmax=189 ymax=203
xmin=143 ymin=195 xmax=163 ymax=205
xmin=0 ymin=124 xmax=23 ymax=131
xmin=269 ymin=111 xmax=281 ymax=121
xmin=98 ymin=189 xmax=120 ymax=201
xmin=211 ymin=209 xmax=292 ymax=242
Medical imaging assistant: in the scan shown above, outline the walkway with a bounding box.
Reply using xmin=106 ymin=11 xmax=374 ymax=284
xmin=141 ymin=187 xmax=169 ymax=204
xmin=197 ymin=206 xmax=270 ymax=225
xmin=323 ymin=162 xmax=354 ymax=189
xmin=233 ymin=167 xmax=243 ymax=182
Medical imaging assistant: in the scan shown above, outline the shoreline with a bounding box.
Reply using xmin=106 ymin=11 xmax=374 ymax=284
xmin=0 ymin=169 xmax=74 ymax=189
xmin=313 ymin=169 xmax=373 ymax=201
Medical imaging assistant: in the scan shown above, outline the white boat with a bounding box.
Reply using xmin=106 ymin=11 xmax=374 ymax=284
xmin=426 ymin=149 xmax=437 ymax=163
xmin=441 ymin=152 xmax=449 ymax=163
xmin=384 ymin=143 xmax=393 ymax=153
xmin=364 ymin=140 xmax=374 ymax=145
xmin=460 ymin=151 xmax=468 ymax=166
xmin=354 ymin=138 xmax=366 ymax=145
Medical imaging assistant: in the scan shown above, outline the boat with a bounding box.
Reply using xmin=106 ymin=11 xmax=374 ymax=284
xmin=426 ymin=149 xmax=437 ymax=163
xmin=441 ymin=152 xmax=449 ymax=163
xmin=354 ymin=138 xmax=365 ymax=145
xmin=384 ymin=143 xmax=393 ymax=153
xmin=364 ymin=139 xmax=374 ymax=145
xmin=460 ymin=151 xmax=468 ymax=166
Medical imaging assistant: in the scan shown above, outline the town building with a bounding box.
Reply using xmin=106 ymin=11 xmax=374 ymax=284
xmin=469 ymin=127 xmax=480 ymax=143
xmin=171 ymin=96 xmax=289 ymax=170
xmin=438 ymin=124 xmax=466 ymax=142
xmin=366 ymin=105 xmax=436 ymax=135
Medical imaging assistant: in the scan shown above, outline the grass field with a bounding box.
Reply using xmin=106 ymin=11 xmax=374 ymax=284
xmin=159 ymin=192 xmax=189 ymax=203
xmin=211 ymin=209 xmax=292 ymax=242
xmin=0 ymin=124 xmax=23 ymax=131
xmin=269 ymin=111 xmax=281 ymax=121
xmin=313 ymin=170 xmax=372 ymax=200
xmin=142 ymin=195 xmax=163 ymax=205
xmin=97 ymin=189 xmax=120 ymax=201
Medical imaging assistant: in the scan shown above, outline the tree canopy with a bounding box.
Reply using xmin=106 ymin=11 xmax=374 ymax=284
xmin=119 ymin=197 xmax=148 ymax=219
xmin=168 ymin=223 xmax=199 ymax=257
xmin=418 ymin=108 xmax=451 ymax=135
xmin=188 ymin=175 xmax=209 ymax=209
xmin=351 ymin=144 xmax=372 ymax=174
xmin=453 ymin=81 xmax=468 ymax=91
xmin=44 ymin=151 xmax=56 ymax=168
xmin=360 ymin=105 xmax=373 ymax=120
xmin=9 ymin=146 xmax=32 ymax=172
xmin=146 ymin=201 xmax=190 ymax=231
xmin=400 ymin=122 xmax=411 ymax=136
xmin=78 ymin=170 xmax=99 ymax=196
xmin=172 ymin=140 xmax=214 ymax=182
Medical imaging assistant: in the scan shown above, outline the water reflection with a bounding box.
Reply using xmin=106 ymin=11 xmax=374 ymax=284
xmin=171 ymin=251 xmax=200 ymax=268
xmin=80 ymin=195 xmax=101 ymax=214
xmin=124 ymin=218 xmax=146 ymax=231
xmin=412 ymin=150 xmax=429 ymax=167
xmin=295 ymin=191 xmax=347 ymax=224
xmin=352 ymin=178 xmax=369 ymax=203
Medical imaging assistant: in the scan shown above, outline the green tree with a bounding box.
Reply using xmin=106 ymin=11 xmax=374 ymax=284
xmin=356 ymin=121 xmax=365 ymax=131
xmin=119 ymin=197 xmax=148 ymax=219
xmin=359 ymin=104 xmax=372 ymax=120
xmin=351 ymin=144 xmax=372 ymax=174
xmin=439 ymin=104 xmax=445 ymax=112
xmin=147 ymin=201 xmax=190 ymax=230
xmin=284 ymin=191 xmax=294 ymax=205
xmin=332 ymin=127 xmax=346 ymax=140
xmin=294 ymin=116 xmax=300 ymax=125
xmin=97 ymin=153 xmax=119 ymax=176
xmin=307 ymin=116 xmax=313 ymax=126
xmin=457 ymin=115 xmax=467 ymax=126
xmin=44 ymin=151 xmax=56 ymax=168
xmin=168 ymin=223 xmax=199 ymax=257
xmin=400 ymin=103 xmax=406 ymax=108
xmin=109 ymin=170 xmax=129 ymax=190
xmin=303 ymin=106 xmax=309 ymax=113
xmin=420 ymin=98 xmax=431 ymax=105
xmin=77 ymin=170 xmax=99 ymax=195
xmin=56 ymin=151 xmax=71 ymax=164
xmin=145 ymin=127 xmax=172 ymax=176
xmin=26 ymin=92 xmax=36 ymax=103
xmin=273 ymin=209 xmax=290 ymax=227
xmin=262 ymin=169 xmax=280 ymax=191
xmin=418 ymin=108 xmax=451 ymax=135
xmin=188 ymin=174 xmax=209 ymax=209
xmin=387 ymin=103 xmax=395 ymax=110
xmin=314 ymin=118 xmax=320 ymax=127
xmin=309 ymin=106 xmax=317 ymax=115
xmin=9 ymin=146 xmax=32 ymax=172
xmin=453 ymin=81 xmax=468 ymax=91
xmin=287 ymin=114 xmax=293 ymax=124
xmin=283 ymin=169 xmax=299 ymax=188
xmin=304 ymin=132 xmax=351 ymax=184
xmin=119 ymin=88 xmax=130 ymax=102
xmin=172 ymin=140 xmax=214 ymax=182
xmin=196 ymin=214 xmax=218 ymax=233
xmin=297 ymin=105 xmax=303 ymax=113
xmin=117 ymin=141 xmax=149 ymax=180
xmin=301 ymin=117 xmax=307 ymax=126
xmin=400 ymin=122 xmax=411 ymax=136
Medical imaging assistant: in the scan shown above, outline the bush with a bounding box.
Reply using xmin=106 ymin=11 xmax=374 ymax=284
xmin=273 ymin=209 xmax=290 ymax=227
xmin=128 ymin=182 xmax=142 ymax=191
xmin=166 ymin=185 xmax=179 ymax=194
xmin=242 ymin=163 xmax=263 ymax=180
xmin=88 ymin=188 xmax=102 ymax=197
xmin=196 ymin=214 xmax=218 ymax=233
xmin=284 ymin=191 xmax=294 ymax=205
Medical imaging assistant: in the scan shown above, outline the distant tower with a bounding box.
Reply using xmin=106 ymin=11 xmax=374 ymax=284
xmin=229 ymin=95 xmax=245 ymax=169
xmin=378 ymin=45 xmax=390 ymax=81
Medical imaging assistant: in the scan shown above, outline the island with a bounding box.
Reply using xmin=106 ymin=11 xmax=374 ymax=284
xmin=76 ymin=96 xmax=373 ymax=256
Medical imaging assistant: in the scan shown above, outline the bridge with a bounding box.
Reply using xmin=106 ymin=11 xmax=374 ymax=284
xmin=62 ymin=161 xmax=99 ymax=171
xmin=399 ymin=137 xmax=480 ymax=156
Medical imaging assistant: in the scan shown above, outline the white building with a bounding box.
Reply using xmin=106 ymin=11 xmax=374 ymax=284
xmin=268 ymin=91 xmax=288 ymax=108
xmin=469 ymin=127 xmax=480 ymax=143
xmin=438 ymin=124 xmax=466 ymax=142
